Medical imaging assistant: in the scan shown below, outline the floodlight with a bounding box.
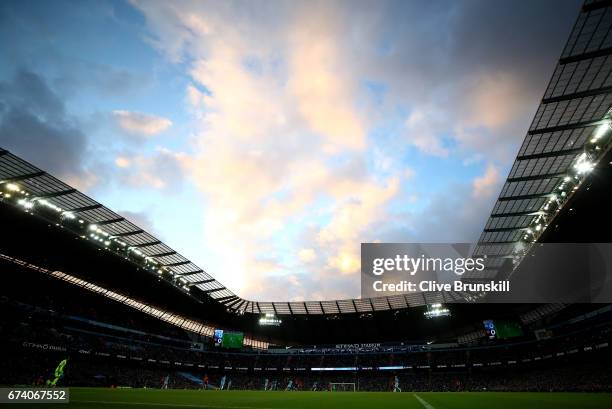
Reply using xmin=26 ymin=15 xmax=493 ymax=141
xmin=590 ymin=122 xmax=610 ymax=143
xmin=574 ymin=153 xmax=594 ymax=174
xmin=259 ymin=313 xmax=282 ymax=326
xmin=17 ymin=199 xmax=33 ymax=209
xmin=424 ymin=304 xmax=451 ymax=319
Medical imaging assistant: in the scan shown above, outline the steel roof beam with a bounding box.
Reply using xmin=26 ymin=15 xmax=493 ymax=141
xmin=490 ymin=210 xmax=543 ymax=218
xmin=176 ymin=269 xmax=204 ymax=276
xmin=517 ymin=147 xmax=583 ymax=161
xmin=112 ymin=230 xmax=144 ymax=237
xmin=225 ymin=298 xmax=243 ymax=308
xmin=202 ymin=287 xmax=225 ymax=294
xmin=70 ymin=204 xmax=103 ymax=213
xmin=152 ymin=251 xmax=176 ymax=257
xmin=190 ymin=279 xmax=215 ymax=285
xmin=559 ymin=47 xmax=612 ymax=64
xmin=1 ymin=171 xmax=45 ymax=183
xmin=528 ymin=119 xmax=607 ymax=136
xmin=165 ymin=260 xmax=190 ymax=267
xmin=35 ymin=189 xmax=77 ymax=199
xmin=216 ymin=295 xmax=238 ymax=303
xmin=582 ymin=0 xmax=612 ymax=12
xmin=131 ymin=240 xmax=161 ymax=248
xmin=542 ymin=86 xmax=612 ymax=104
xmin=506 ymin=172 xmax=565 ymax=182
xmin=97 ymin=217 xmax=125 ymax=225
xmin=232 ymin=300 xmax=246 ymax=310
xmin=483 ymin=226 xmax=527 ymax=232
xmin=497 ymin=192 xmax=554 ymax=202
xmin=472 ymin=253 xmax=514 ymax=259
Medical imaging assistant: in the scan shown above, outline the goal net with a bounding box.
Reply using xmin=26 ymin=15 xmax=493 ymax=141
xmin=329 ymin=382 xmax=356 ymax=392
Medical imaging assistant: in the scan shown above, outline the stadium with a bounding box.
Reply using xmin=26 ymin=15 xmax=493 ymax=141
xmin=1 ymin=0 xmax=612 ymax=408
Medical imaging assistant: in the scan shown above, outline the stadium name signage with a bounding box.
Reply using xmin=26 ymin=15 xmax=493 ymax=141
xmin=335 ymin=343 xmax=382 ymax=349
xmin=21 ymin=342 xmax=67 ymax=352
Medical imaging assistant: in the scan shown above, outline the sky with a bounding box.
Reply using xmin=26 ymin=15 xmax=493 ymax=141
xmin=0 ymin=0 xmax=582 ymax=301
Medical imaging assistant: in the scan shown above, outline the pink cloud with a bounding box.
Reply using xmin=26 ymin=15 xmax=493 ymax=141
xmin=472 ymin=164 xmax=501 ymax=199
xmin=112 ymin=110 xmax=172 ymax=136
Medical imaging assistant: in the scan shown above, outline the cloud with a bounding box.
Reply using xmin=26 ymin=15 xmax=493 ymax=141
xmin=0 ymin=70 xmax=98 ymax=191
xmin=405 ymin=109 xmax=449 ymax=157
xmin=356 ymin=0 xmax=579 ymax=162
xmin=472 ymin=164 xmax=501 ymax=199
xmin=298 ymin=248 xmax=317 ymax=263
xmin=112 ymin=110 xmax=172 ymax=136
xmin=287 ymin=11 xmax=366 ymax=151
xmin=383 ymin=186 xmax=502 ymax=246
xmin=114 ymin=147 xmax=188 ymax=191
xmin=463 ymin=73 xmax=527 ymax=130
xmin=127 ymin=0 xmax=579 ymax=300
xmin=127 ymin=0 xmax=402 ymax=299
xmin=0 ymin=1 xmax=153 ymax=100
xmin=115 ymin=156 xmax=131 ymax=168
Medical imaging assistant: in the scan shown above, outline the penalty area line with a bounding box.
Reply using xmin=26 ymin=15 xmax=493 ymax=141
xmin=413 ymin=394 xmax=436 ymax=409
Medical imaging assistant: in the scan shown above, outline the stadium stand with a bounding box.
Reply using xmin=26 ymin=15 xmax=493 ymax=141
xmin=1 ymin=253 xmax=611 ymax=392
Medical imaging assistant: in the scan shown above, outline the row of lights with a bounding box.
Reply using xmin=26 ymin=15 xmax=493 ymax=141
xmin=0 ymin=183 xmax=191 ymax=292
xmin=424 ymin=303 xmax=451 ymax=319
xmin=258 ymin=312 xmax=282 ymax=326
xmin=510 ymin=113 xmax=612 ymax=264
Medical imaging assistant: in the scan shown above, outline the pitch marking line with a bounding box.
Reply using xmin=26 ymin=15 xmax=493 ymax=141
xmin=413 ymin=394 xmax=436 ymax=409
xmin=73 ymin=401 xmax=287 ymax=409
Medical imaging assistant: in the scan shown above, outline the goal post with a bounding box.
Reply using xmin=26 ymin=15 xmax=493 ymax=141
xmin=329 ymin=382 xmax=356 ymax=392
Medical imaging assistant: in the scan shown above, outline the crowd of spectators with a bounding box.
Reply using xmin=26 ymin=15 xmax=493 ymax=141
xmin=2 ymin=281 xmax=612 ymax=392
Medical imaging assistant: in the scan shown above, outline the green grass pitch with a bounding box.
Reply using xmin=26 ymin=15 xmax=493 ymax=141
xmin=5 ymin=388 xmax=612 ymax=409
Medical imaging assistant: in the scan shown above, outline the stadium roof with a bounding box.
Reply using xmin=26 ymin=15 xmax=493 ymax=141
xmin=1 ymin=0 xmax=611 ymax=316
xmin=468 ymin=0 xmax=612 ymax=281
xmin=0 ymin=148 xmax=237 ymax=302
xmin=0 ymin=148 xmax=464 ymax=314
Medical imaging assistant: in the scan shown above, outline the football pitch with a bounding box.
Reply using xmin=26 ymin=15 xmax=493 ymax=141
xmin=5 ymin=388 xmax=612 ymax=409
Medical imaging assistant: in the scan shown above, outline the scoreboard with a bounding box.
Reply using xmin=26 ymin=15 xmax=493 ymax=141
xmin=483 ymin=320 xmax=497 ymax=339
xmin=483 ymin=320 xmax=524 ymax=339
